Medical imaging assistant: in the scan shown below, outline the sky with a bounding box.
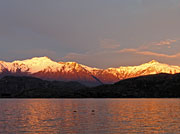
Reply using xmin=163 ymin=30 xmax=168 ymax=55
xmin=0 ymin=0 xmax=180 ymax=68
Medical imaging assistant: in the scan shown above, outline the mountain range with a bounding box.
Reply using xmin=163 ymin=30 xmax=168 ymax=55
xmin=0 ymin=56 xmax=180 ymax=86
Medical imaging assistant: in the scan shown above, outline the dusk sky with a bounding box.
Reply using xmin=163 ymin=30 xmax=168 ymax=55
xmin=0 ymin=0 xmax=180 ymax=68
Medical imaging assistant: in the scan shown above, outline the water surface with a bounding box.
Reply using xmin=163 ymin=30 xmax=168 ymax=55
xmin=0 ymin=99 xmax=180 ymax=134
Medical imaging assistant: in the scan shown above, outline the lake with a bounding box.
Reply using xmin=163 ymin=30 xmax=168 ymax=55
xmin=0 ymin=99 xmax=180 ymax=134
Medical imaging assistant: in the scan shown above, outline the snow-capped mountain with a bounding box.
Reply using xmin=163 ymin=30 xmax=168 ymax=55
xmin=0 ymin=57 xmax=101 ymax=86
xmin=0 ymin=57 xmax=180 ymax=86
xmin=95 ymin=60 xmax=180 ymax=83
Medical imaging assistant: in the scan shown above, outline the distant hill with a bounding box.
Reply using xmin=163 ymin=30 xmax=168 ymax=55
xmin=0 ymin=76 xmax=86 ymax=98
xmin=0 ymin=74 xmax=180 ymax=98
xmin=79 ymin=73 xmax=180 ymax=98
xmin=1 ymin=56 xmax=180 ymax=86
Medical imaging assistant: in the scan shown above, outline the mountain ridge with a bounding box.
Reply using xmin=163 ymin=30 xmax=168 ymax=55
xmin=0 ymin=56 xmax=180 ymax=86
xmin=0 ymin=75 xmax=86 ymax=98
xmin=1 ymin=73 xmax=180 ymax=98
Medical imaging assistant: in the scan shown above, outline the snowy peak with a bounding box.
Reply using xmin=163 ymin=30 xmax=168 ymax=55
xmin=140 ymin=60 xmax=162 ymax=67
xmin=30 ymin=56 xmax=52 ymax=61
xmin=0 ymin=57 xmax=104 ymax=86
xmin=14 ymin=56 xmax=53 ymax=63
xmin=147 ymin=60 xmax=160 ymax=64
xmin=11 ymin=56 xmax=63 ymax=73
xmin=139 ymin=60 xmax=180 ymax=74
xmin=101 ymin=60 xmax=180 ymax=83
xmin=65 ymin=62 xmax=80 ymax=68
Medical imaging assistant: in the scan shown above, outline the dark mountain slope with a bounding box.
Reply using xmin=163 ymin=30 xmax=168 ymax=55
xmin=76 ymin=73 xmax=180 ymax=98
xmin=1 ymin=74 xmax=180 ymax=98
xmin=0 ymin=76 xmax=86 ymax=98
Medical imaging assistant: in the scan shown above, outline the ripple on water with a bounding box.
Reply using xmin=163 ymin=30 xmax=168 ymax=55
xmin=0 ymin=99 xmax=180 ymax=134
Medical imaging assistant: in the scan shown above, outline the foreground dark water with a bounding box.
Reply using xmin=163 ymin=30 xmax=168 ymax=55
xmin=0 ymin=99 xmax=180 ymax=134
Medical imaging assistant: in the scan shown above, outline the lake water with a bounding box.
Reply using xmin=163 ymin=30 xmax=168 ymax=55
xmin=0 ymin=99 xmax=180 ymax=134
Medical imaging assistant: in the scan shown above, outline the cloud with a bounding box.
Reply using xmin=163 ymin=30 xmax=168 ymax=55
xmin=61 ymin=38 xmax=180 ymax=68
xmin=118 ymin=48 xmax=137 ymax=53
xmin=153 ymin=39 xmax=176 ymax=47
xmin=61 ymin=47 xmax=180 ymax=69
xmin=100 ymin=39 xmax=121 ymax=49
xmin=136 ymin=39 xmax=178 ymax=51
xmin=61 ymin=52 xmax=85 ymax=61
xmin=117 ymin=48 xmax=180 ymax=58
xmin=137 ymin=51 xmax=180 ymax=58
xmin=116 ymin=37 xmax=180 ymax=58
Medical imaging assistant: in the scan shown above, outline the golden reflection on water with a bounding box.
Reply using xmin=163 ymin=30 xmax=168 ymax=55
xmin=106 ymin=99 xmax=180 ymax=134
xmin=0 ymin=99 xmax=180 ymax=134
xmin=20 ymin=99 xmax=81 ymax=133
